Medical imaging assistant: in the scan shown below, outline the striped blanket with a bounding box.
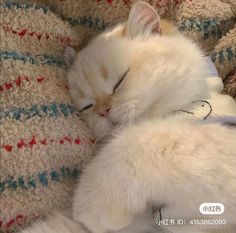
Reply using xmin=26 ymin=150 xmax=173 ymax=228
xmin=0 ymin=2 xmax=94 ymax=232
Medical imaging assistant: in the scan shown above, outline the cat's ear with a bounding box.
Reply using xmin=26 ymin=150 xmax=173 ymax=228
xmin=64 ymin=46 xmax=77 ymax=66
xmin=126 ymin=1 xmax=161 ymax=39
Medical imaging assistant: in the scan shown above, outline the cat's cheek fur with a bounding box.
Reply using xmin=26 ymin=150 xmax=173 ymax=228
xmin=109 ymin=100 xmax=137 ymax=125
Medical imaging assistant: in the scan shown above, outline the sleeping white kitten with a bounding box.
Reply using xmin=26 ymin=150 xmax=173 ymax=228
xmin=21 ymin=1 xmax=236 ymax=233
xmin=65 ymin=1 xmax=209 ymax=141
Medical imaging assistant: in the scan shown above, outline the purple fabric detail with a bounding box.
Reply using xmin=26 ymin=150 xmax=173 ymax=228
xmin=203 ymin=115 xmax=236 ymax=127
xmin=204 ymin=56 xmax=218 ymax=77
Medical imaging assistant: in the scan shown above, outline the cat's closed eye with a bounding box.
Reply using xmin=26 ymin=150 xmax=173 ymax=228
xmin=79 ymin=104 xmax=93 ymax=113
xmin=113 ymin=69 xmax=130 ymax=92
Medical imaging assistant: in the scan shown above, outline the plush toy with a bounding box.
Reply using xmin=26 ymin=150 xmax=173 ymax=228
xmin=174 ymin=76 xmax=236 ymax=120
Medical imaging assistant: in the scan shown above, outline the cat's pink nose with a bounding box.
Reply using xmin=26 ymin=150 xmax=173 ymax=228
xmin=99 ymin=107 xmax=111 ymax=117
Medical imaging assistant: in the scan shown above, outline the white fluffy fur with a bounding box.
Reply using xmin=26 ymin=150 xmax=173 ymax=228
xmin=21 ymin=212 xmax=83 ymax=233
xmin=73 ymin=118 xmax=236 ymax=233
xmin=21 ymin=2 xmax=236 ymax=233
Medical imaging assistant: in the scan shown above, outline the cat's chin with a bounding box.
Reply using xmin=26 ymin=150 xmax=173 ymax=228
xmin=108 ymin=117 xmax=120 ymax=125
xmin=93 ymin=118 xmax=127 ymax=142
xmin=109 ymin=118 xmax=126 ymax=129
xmin=109 ymin=112 xmax=132 ymax=126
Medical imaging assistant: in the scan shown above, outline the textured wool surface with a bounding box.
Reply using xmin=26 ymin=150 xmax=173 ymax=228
xmin=220 ymin=0 xmax=236 ymax=15
xmin=224 ymin=69 xmax=236 ymax=100
xmin=211 ymin=27 xmax=236 ymax=79
xmin=176 ymin=0 xmax=235 ymax=51
xmin=0 ymin=1 xmax=94 ymax=232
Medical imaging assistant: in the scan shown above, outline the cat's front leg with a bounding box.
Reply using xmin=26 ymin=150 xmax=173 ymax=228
xmin=72 ymin=130 xmax=163 ymax=233
xmin=71 ymin=124 xmax=200 ymax=233
xmin=72 ymin=125 xmax=179 ymax=233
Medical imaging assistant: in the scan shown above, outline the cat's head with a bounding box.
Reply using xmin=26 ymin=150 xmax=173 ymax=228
xmin=65 ymin=1 xmax=208 ymax=141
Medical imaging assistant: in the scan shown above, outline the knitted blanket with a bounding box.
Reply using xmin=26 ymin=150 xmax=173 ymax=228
xmin=0 ymin=1 xmax=94 ymax=232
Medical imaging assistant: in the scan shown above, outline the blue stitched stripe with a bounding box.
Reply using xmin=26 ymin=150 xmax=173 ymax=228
xmin=178 ymin=17 xmax=235 ymax=40
xmin=0 ymin=167 xmax=80 ymax=193
xmin=1 ymin=1 xmax=107 ymax=30
xmin=210 ymin=47 xmax=236 ymax=64
xmin=0 ymin=50 xmax=66 ymax=68
xmin=0 ymin=1 xmax=49 ymax=13
xmin=65 ymin=15 xmax=235 ymax=38
xmin=64 ymin=16 xmax=110 ymax=30
xmin=0 ymin=103 xmax=78 ymax=121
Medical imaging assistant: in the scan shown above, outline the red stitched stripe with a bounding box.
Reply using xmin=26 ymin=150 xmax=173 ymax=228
xmin=0 ymin=76 xmax=43 ymax=92
xmin=0 ymin=215 xmax=24 ymax=229
xmin=1 ymin=25 xmax=72 ymax=45
xmin=0 ymin=75 xmax=68 ymax=92
xmin=95 ymin=0 xmax=181 ymax=5
xmin=2 ymin=135 xmax=83 ymax=153
xmin=151 ymin=0 xmax=183 ymax=7
xmin=6 ymin=219 xmax=15 ymax=228
xmin=96 ymin=0 xmax=129 ymax=4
